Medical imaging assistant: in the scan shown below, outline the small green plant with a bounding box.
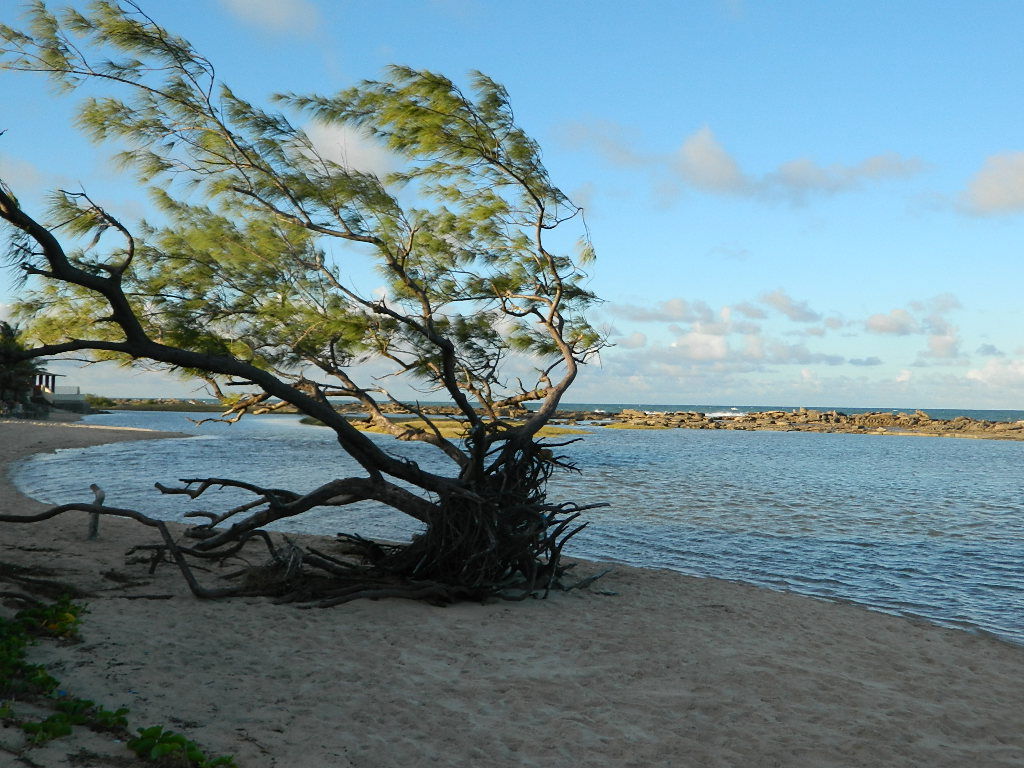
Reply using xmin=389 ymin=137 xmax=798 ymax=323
xmin=15 ymin=595 xmax=85 ymax=639
xmin=0 ymin=627 xmax=30 ymax=695
xmin=19 ymin=698 xmax=130 ymax=744
xmin=91 ymin=703 xmax=130 ymax=731
xmin=20 ymin=712 xmax=75 ymax=744
xmin=0 ymin=613 xmax=58 ymax=696
xmin=128 ymin=725 xmax=236 ymax=767
xmin=55 ymin=697 xmax=102 ymax=725
xmin=2 ymin=598 xmax=228 ymax=764
xmin=24 ymin=664 xmax=59 ymax=695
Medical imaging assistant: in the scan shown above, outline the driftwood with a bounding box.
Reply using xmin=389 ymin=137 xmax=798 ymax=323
xmin=0 ymin=561 xmax=90 ymax=600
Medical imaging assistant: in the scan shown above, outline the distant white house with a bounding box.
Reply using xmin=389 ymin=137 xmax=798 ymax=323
xmin=33 ymin=372 xmax=86 ymax=406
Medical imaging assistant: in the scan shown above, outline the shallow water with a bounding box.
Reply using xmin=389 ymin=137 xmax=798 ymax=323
xmin=12 ymin=410 xmax=1024 ymax=644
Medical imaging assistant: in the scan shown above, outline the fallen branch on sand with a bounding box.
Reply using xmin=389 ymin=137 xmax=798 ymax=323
xmin=0 ymin=483 xmax=607 ymax=606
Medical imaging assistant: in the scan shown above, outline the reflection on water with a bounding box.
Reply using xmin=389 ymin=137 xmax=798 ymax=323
xmin=12 ymin=410 xmax=1024 ymax=644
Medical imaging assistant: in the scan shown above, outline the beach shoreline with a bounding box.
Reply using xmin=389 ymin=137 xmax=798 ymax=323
xmin=1 ymin=418 xmax=1023 ymax=767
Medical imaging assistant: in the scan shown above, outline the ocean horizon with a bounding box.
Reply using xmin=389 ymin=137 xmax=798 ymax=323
xmin=118 ymin=397 xmax=1024 ymax=424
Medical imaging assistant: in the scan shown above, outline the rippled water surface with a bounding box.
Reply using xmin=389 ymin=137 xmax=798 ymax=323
xmin=12 ymin=411 xmax=1024 ymax=644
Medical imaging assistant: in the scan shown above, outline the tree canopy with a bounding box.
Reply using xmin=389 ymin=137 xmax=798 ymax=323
xmin=0 ymin=2 xmax=606 ymax=603
xmin=0 ymin=321 xmax=43 ymax=404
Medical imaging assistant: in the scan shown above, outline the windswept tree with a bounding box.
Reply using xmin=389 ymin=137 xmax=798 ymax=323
xmin=0 ymin=2 xmax=606 ymax=603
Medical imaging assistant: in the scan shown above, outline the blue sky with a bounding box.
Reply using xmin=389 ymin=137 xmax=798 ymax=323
xmin=1 ymin=0 xmax=1023 ymax=408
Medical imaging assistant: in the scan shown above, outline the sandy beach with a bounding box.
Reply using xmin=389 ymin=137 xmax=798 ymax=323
xmin=1 ymin=417 xmax=1022 ymax=767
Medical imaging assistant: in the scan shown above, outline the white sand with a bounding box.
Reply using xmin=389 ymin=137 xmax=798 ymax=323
xmin=1 ymin=417 xmax=1022 ymax=767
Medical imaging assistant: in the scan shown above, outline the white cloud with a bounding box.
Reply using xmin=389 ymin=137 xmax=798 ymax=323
xmin=670 ymin=331 xmax=729 ymax=361
xmin=911 ymin=293 xmax=961 ymax=316
xmin=562 ymin=121 xmax=922 ymax=206
xmin=766 ymin=342 xmax=843 ymax=366
xmin=860 ymin=295 xmax=967 ymax=364
xmin=694 ymin=319 xmax=732 ymax=336
xmin=303 ymin=122 xmax=397 ymax=178
xmin=569 ymin=182 xmax=597 ymax=213
xmin=219 ymin=0 xmax=320 ymax=36
xmin=766 ymin=153 xmax=923 ymax=201
xmin=675 ymin=127 xmax=748 ymax=194
xmin=0 ymin=153 xmax=63 ymax=201
xmin=866 ymin=296 xmax=962 ymax=345
xmin=798 ymin=368 xmax=823 ymax=393
xmin=0 ymin=154 xmax=45 ymax=190
xmin=559 ymin=121 xmax=648 ymax=167
xmin=895 ymin=369 xmax=912 ymax=384
xmin=966 ymin=358 xmax=1024 ymax=387
xmin=962 ymin=151 xmax=1024 ymax=215
xmin=742 ymin=335 xmax=764 ymax=359
xmin=759 ymin=289 xmax=821 ymax=323
xmin=924 ymin=334 xmax=960 ymax=359
xmin=733 ymin=302 xmax=767 ymax=320
xmin=866 ymin=308 xmax=918 ymax=335
xmin=617 ymin=332 xmax=647 ymax=349
xmin=624 ymin=374 xmax=652 ymax=392
xmin=611 ymin=297 xmax=714 ymax=323
xmin=671 ymin=128 xmax=921 ymax=202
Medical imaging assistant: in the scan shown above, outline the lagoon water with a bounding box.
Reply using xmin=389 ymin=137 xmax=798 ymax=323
xmin=12 ymin=409 xmax=1024 ymax=645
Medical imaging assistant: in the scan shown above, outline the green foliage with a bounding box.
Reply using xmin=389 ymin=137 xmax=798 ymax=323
xmin=1 ymin=1 xmax=603 ymax=406
xmin=1 ymin=2 xmax=605 ymax=600
xmin=0 ymin=610 xmax=58 ymax=698
xmin=17 ymin=698 xmax=129 ymax=744
xmin=16 ymin=594 xmax=85 ymax=639
xmin=128 ymin=726 xmax=236 ymax=767
xmin=84 ymin=393 xmax=116 ymax=407
xmin=91 ymin=702 xmax=131 ymax=731
xmin=20 ymin=712 xmax=74 ymax=743
xmin=0 ymin=597 xmax=82 ymax=700
xmin=0 ymin=597 xmax=223 ymax=762
xmin=0 ymin=321 xmax=43 ymax=401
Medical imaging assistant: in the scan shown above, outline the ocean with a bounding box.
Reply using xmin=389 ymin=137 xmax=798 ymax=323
xmin=11 ymin=408 xmax=1024 ymax=645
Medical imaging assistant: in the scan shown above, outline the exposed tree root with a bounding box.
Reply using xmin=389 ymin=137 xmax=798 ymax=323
xmin=0 ymin=562 xmax=91 ymax=600
xmin=0 ymin=471 xmax=609 ymax=607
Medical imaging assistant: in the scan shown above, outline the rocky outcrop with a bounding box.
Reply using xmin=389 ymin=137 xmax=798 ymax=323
xmin=107 ymin=399 xmax=1024 ymax=441
xmin=603 ymin=408 xmax=1024 ymax=441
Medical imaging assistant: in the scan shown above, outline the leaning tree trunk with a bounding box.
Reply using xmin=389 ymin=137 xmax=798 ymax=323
xmin=383 ymin=436 xmax=588 ymax=594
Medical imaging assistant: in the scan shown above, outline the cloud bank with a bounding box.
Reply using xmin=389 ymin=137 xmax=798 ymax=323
xmin=563 ymin=122 xmax=924 ymax=204
xmin=962 ymin=151 xmax=1024 ymax=215
xmin=303 ymin=122 xmax=398 ymax=178
xmin=218 ymin=0 xmax=320 ymax=36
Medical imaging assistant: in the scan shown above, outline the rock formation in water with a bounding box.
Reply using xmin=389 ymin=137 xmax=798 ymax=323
xmin=587 ymin=408 xmax=1024 ymax=440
